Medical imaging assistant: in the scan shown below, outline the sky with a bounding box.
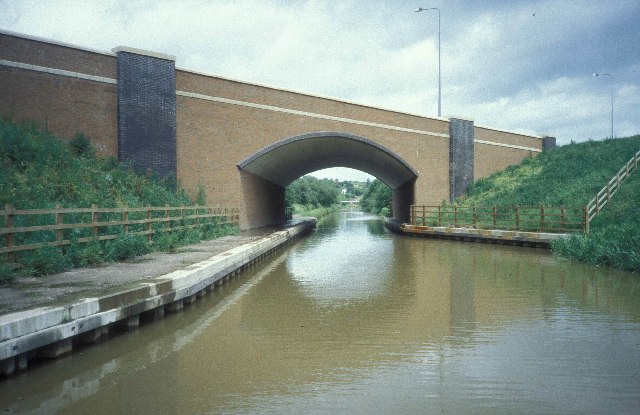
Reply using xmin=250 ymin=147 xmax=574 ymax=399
xmin=1 ymin=0 xmax=639 ymax=182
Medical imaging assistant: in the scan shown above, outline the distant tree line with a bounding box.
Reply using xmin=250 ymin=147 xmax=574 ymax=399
xmin=360 ymin=179 xmax=392 ymax=216
xmin=285 ymin=176 xmax=340 ymax=210
xmin=285 ymin=175 xmax=392 ymax=216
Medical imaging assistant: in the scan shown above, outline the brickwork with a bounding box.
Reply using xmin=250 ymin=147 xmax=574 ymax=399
xmin=0 ymin=33 xmax=117 ymax=157
xmin=115 ymin=50 xmax=176 ymax=177
xmin=0 ymin=31 xmax=546 ymax=229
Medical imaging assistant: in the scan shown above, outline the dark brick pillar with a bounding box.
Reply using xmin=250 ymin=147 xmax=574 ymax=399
xmin=449 ymin=117 xmax=474 ymax=202
xmin=542 ymin=136 xmax=556 ymax=150
xmin=113 ymin=47 xmax=176 ymax=178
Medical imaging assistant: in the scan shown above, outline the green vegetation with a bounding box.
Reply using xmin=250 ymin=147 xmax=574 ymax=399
xmin=0 ymin=118 xmax=238 ymax=282
xmin=285 ymin=175 xmax=340 ymax=214
xmin=456 ymin=135 xmax=640 ymax=272
xmin=285 ymin=175 xmax=391 ymax=218
xmin=360 ymin=179 xmax=392 ymax=216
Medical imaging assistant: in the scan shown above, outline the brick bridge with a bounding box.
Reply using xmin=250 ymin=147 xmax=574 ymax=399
xmin=0 ymin=31 xmax=555 ymax=229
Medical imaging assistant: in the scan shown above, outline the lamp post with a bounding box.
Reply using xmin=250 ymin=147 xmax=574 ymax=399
xmin=415 ymin=7 xmax=441 ymax=117
xmin=593 ymin=73 xmax=614 ymax=138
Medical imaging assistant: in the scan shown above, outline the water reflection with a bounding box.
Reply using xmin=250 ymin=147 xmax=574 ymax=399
xmin=1 ymin=211 xmax=639 ymax=414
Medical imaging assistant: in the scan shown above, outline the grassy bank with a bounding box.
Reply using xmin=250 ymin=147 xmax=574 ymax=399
xmin=291 ymin=203 xmax=340 ymax=220
xmin=0 ymin=118 xmax=238 ymax=283
xmin=457 ymin=135 xmax=640 ymax=272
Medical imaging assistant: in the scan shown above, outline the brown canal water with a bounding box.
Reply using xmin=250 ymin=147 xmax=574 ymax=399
xmin=1 ymin=210 xmax=639 ymax=414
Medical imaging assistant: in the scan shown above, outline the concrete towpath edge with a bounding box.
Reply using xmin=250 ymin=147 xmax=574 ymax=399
xmin=0 ymin=219 xmax=315 ymax=370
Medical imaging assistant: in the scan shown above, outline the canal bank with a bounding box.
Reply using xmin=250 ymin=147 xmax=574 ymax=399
xmin=384 ymin=218 xmax=569 ymax=248
xmin=0 ymin=218 xmax=316 ymax=376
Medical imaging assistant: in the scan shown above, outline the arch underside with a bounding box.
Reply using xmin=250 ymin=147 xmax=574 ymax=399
xmin=237 ymin=132 xmax=418 ymax=189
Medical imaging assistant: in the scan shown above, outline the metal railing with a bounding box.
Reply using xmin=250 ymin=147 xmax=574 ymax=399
xmin=409 ymin=205 xmax=587 ymax=233
xmin=284 ymin=207 xmax=293 ymax=221
xmin=586 ymin=149 xmax=639 ymax=223
xmin=1 ymin=204 xmax=240 ymax=261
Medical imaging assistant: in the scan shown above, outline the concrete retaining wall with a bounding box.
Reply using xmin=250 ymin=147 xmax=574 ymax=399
xmin=0 ymin=220 xmax=315 ymax=376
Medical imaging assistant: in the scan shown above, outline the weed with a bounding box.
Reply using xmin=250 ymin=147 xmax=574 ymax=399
xmin=23 ymin=246 xmax=69 ymax=276
xmin=104 ymin=234 xmax=150 ymax=262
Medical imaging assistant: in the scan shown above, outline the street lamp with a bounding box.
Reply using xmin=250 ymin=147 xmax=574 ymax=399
xmin=593 ymin=73 xmax=614 ymax=138
xmin=415 ymin=7 xmax=441 ymax=117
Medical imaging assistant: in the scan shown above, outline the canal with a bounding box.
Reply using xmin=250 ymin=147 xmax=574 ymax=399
xmin=1 ymin=210 xmax=639 ymax=414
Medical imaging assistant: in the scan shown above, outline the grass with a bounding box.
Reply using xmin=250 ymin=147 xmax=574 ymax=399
xmin=0 ymin=117 xmax=239 ymax=282
xmin=456 ymin=135 xmax=640 ymax=273
xmin=291 ymin=203 xmax=340 ymax=220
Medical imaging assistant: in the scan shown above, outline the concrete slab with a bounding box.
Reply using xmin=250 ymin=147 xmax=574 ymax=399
xmin=0 ymin=219 xmax=315 ymax=367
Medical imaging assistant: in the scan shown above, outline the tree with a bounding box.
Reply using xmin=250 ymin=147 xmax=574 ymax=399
xmin=360 ymin=179 xmax=391 ymax=214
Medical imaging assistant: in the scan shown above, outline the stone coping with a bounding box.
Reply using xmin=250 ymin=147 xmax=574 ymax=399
xmin=397 ymin=223 xmax=571 ymax=248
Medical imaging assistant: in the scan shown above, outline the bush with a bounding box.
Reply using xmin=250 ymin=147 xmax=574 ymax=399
xmin=68 ymin=132 xmax=95 ymax=158
xmin=104 ymin=234 xmax=150 ymax=261
xmin=360 ymin=179 xmax=391 ymax=214
xmin=23 ymin=247 xmax=69 ymax=276
xmin=0 ymin=262 xmax=16 ymax=284
xmin=82 ymin=240 xmax=105 ymax=266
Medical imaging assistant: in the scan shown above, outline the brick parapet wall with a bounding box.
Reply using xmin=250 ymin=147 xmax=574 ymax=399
xmin=0 ymin=32 xmax=118 ymax=157
xmin=176 ymin=69 xmax=451 ymax=138
xmin=0 ymin=31 xmax=116 ymax=79
xmin=474 ymin=125 xmax=543 ymax=150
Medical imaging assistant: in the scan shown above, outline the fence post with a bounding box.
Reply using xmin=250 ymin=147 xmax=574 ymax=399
xmin=410 ymin=205 xmax=415 ymax=225
xmin=91 ymin=204 xmax=99 ymax=238
xmin=195 ymin=204 xmax=199 ymax=226
xmin=438 ymin=205 xmax=442 ymax=226
xmin=540 ymin=205 xmax=545 ymax=232
xmin=421 ymin=205 xmax=425 ymax=226
xmin=492 ymin=206 xmax=497 ymax=229
xmin=473 ymin=206 xmax=477 ymax=228
xmin=165 ymin=205 xmax=170 ymax=231
xmin=560 ymin=206 xmax=565 ymax=232
xmin=4 ymin=204 xmax=15 ymax=263
xmin=515 ymin=205 xmax=520 ymax=230
xmin=146 ymin=206 xmax=152 ymax=242
xmin=55 ymin=204 xmax=63 ymax=243
xmin=123 ymin=205 xmax=129 ymax=234
xmin=454 ymin=205 xmax=458 ymax=227
xmin=583 ymin=206 xmax=589 ymax=234
xmin=595 ymin=193 xmax=600 ymax=215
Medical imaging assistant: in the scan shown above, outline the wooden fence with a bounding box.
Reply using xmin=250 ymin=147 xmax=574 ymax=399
xmin=586 ymin=149 xmax=639 ymax=223
xmin=1 ymin=204 xmax=240 ymax=261
xmin=409 ymin=205 xmax=587 ymax=233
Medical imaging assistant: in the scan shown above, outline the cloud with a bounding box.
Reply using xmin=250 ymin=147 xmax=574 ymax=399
xmin=0 ymin=0 xmax=638 ymax=151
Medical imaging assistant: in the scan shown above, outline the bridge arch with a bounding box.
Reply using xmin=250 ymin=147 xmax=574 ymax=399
xmin=237 ymin=131 xmax=418 ymax=228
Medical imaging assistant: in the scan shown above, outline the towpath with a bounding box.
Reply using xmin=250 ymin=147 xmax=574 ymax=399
xmin=0 ymin=221 xmax=306 ymax=315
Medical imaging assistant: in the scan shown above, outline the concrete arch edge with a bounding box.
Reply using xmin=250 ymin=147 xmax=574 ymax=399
xmin=237 ymin=131 xmax=419 ymax=189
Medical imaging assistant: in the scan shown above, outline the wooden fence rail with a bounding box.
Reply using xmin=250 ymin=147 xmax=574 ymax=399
xmin=1 ymin=204 xmax=240 ymax=260
xmin=409 ymin=205 xmax=586 ymax=233
xmin=586 ymin=149 xmax=640 ymax=223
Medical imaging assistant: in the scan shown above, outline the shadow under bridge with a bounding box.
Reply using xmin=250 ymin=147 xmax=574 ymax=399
xmin=237 ymin=131 xmax=418 ymax=229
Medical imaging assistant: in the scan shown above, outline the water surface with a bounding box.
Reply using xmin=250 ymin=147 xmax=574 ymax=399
xmin=1 ymin=210 xmax=639 ymax=414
